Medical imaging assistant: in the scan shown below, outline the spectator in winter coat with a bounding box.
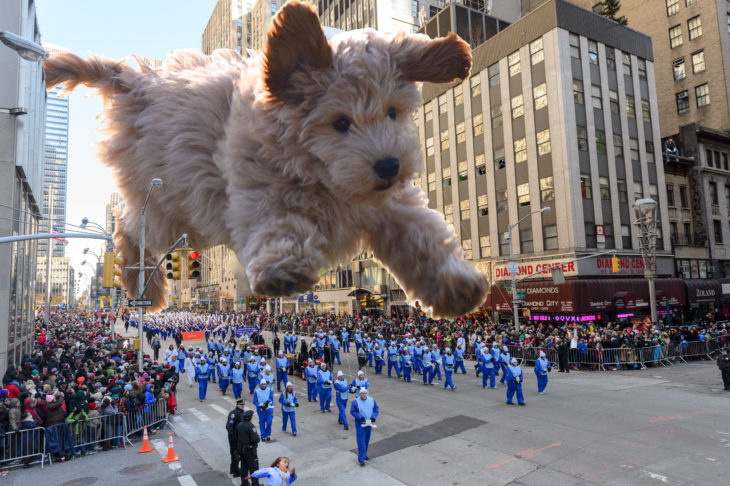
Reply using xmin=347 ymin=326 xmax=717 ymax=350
xmin=44 ymin=394 xmax=67 ymax=426
xmin=7 ymin=398 xmax=22 ymax=431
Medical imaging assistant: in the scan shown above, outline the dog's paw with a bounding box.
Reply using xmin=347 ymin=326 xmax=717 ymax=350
xmin=250 ymin=264 xmax=317 ymax=297
xmin=426 ymin=255 xmax=488 ymax=318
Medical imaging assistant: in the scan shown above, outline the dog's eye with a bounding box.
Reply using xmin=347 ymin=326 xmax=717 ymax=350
xmin=387 ymin=108 xmax=396 ymax=120
xmin=333 ymin=118 xmax=351 ymax=133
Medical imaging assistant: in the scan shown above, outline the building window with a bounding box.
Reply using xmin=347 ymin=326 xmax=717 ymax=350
xmin=499 ymin=231 xmax=509 ymax=255
xmin=591 ymin=85 xmax=603 ymax=110
xmin=470 ymin=75 xmax=481 ymax=97
xmin=684 ymin=222 xmax=692 ymax=244
xmin=617 ymin=179 xmax=628 ymax=203
xmin=570 ymin=33 xmax=580 ymax=59
xmin=458 ymin=161 xmax=468 ymax=181
xmin=588 ymin=40 xmax=598 ymax=64
xmin=623 ymin=52 xmax=632 ymax=72
xmin=646 ymin=141 xmax=655 ymax=156
xmin=586 ymin=223 xmax=597 ymax=247
xmin=490 ymin=105 xmax=502 ymax=128
xmin=537 ymin=129 xmax=551 ymax=155
xmin=573 ymin=79 xmax=584 ymax=104
xmin=494 ymin=147 xmax=505 ymax=170
xmin=497 ymin=189 xmax=508 ymax=213
xmin=444 ymin=203 xmax=453 ymax=224
xmin=634 ymin=181 xmax=644 ymax=199
xmin=440 ymin=129 xmax=449 ymax=150
xmin=460 ymin=199 xmax=470 ymax=220
xmin=614 ymin=134 xmax=624 ymax=157
xmin=626 ymin=95 xmax=635 ymax=118
xmin=666 ymin=0 xmax=679 ymax=16
xmin=638 ymin=59 xmax=647 ymax=79
xmin=599 ymin=176 xmax=610 ymax=200
xmin=426 ymin=137 xmax=434 ymax=156
xmin=609 ymin=90 xmax=619 ymax=113
xmin=514 ymin=138 xmax=527 ymax=163
xmin=714 ymin=219 xmax=723 ymax=243
xmin=533 ymin=83 xmax=547 ymax=110
xmin=676 ymin=90 xmax=690 ymax=113
xmin=520 ymin=228 xmax=533 ymax=253
xmin=630 ymin=138 xmax=640 ymax=160
xmin=511 ymin=94 xmax=524 ymax=119
xmin=517 ymin=183 xmax=530 ymax=207
xmin=710 ymin=181 xmax=719 ymax=205
xmin=669 ymin=25 xmax=683 ymax=48
xmin=540 ymin=175 xmax=554 ymax=203
xmin=543 ymin=224 xmax=558 ymax=250
xmin=723 ymin=153 xmax=729 ymax=170
xmin=508 ymin=51 xmax=521 ymax=77
xmin=442 ymin=167 xmax=451 ymax=186
xmin=671 ymin=222 xmax=678 ymax=244
xmin=478 ymin=194 xmax=488 ymax=216
xmin=688 ymin=16 xmax=702 ymax=40
xmin=679 ymin=185 xmax=688 ymax=207
xmin=456 ymin=122 xmax=466 ymax=144
xmin=480 ymin=235 xmax=491 ymax=257
xmin=707 ymin=148 xmax=714 ymax=167
xmin=606 ymin=48 xmax=616 ymax=69
xmin=530 ymin=38 xmax=544 ymax=65
xmin=471 ymin=113 xmax=484 ymax=137
xmin=488 ymin=63 xmax=499 ymax=87
xmin=691 ymin=50 xmax=705 ymax=73
xmin=673 ymin=57 xmax=685 ymax=80
xmin=725 ymin=185 xmax=730 ymax=209
xmin=686 ymin=0 xmax=698 ymax=5
xmin=581 ymin=174 xmax=592 ymax=199
xmin=649 ymin=183 xmax=658 ymax=200
xmin=696 ymin=83 xmax=710 ymax=107
xmin=622 ymin=225 xmax=632 ymax=248
xmin=577 ymin=126 xmax=588 ymax=151
xmin=475 ymin=154 xmax=486 ymax=175
xmin=439 ymin=94 xmax=448 ymax=114
xmin=596 ymin=129 xmax=607 ymax=155
xmin=641 ymin=100 xmax=651 ymax=122
xmin=667 ymin=184 xmax=674 ymax=208
xmin=462 ymin=238 xmax=472 ymax=259
xmin=727 ymin=11 xmax=730 ymax=33
xmin=454 ymin=84 xmax=464 ymax=105
xmin=428 ymin=172 xmax=436 ymax=192
xmin=425 ymin=105 xmax=433 ymax=122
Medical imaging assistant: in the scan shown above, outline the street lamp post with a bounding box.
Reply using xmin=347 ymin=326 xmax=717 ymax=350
xmin=0 ymin=30 xmax=48 ymax=61
xmin=634 ymin=198 xmax=658 ymax=326
xmin=137 ymin=178 xmax=163 ymax=372
xmin=508 ymin=206 xmax=550 ymax=332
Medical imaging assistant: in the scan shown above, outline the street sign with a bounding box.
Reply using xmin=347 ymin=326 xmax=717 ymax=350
xmin=507 ymin=261 xmax=519 ymax=275
xmin=516 ymin=290 xmax=526 ymax=300
xmin=128 ymin=299 xmax=152 ymax=307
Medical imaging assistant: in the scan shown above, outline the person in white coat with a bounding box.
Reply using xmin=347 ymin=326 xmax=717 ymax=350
xmin=184 ymin=352 xmax=196 ymax=387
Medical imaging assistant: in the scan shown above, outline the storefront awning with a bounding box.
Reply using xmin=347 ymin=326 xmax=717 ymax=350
xmin=685 ymin=279 xmax=721 ymax=304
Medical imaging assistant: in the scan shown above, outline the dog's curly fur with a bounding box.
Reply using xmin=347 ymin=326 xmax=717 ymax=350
xmin=44 ymin=1 xmax=488 ymax=317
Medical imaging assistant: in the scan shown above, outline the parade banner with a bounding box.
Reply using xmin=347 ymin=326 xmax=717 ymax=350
xmin=182 ymin=331 xmax=205 ymax=341
xmin=236 ymin=326 xmax=259 ymax=336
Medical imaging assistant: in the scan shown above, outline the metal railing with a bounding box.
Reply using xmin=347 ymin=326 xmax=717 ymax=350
xmin=123 ymin=398 xmax=171 ymax=439
xmin=0 ymin=426 xmax=47 ymax=468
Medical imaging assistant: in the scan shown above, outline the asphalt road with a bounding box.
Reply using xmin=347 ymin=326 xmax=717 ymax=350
xmin=7 ymin=327 xmax=729 ymax=486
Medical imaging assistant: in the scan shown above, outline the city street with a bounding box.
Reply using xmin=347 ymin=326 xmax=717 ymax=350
xmin=9 ymin=328 xmax=728 ymax=486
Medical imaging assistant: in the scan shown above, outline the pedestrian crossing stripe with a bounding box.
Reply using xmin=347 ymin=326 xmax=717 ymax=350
xmin=187 ymin=407 xmax=210 ymax=422
xmin=209 ymin=404 xmax=228 ymax=415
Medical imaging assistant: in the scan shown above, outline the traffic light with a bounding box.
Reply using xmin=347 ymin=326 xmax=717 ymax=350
xmin=612 ymin=256 xmax=620 ymax=273
xmin=187 ymin=250 xmax=201 ymax=279
xmin=102 ymin=252 xmax=122 ymax=288
xmin=166 ymin=251 xmax=182 ymax=280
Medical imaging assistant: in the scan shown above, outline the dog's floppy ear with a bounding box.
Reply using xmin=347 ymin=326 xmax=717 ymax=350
xmin=391 ymin=32 xmax=471 ymax=84
xmin=262 ymin=0 xmax=333 ymax=104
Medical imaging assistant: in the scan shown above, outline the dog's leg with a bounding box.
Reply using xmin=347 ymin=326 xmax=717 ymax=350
xmin=363 ymin=187 xmax=488 ymax=318
xmin=242 ymin=215 xmax=326 ymax=298
xmin=115 ymin=227 xmax=168 ymax=312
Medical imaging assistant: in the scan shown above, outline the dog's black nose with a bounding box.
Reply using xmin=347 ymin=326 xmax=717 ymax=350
xmin=373 ymin=157 xmax=399 ymax=180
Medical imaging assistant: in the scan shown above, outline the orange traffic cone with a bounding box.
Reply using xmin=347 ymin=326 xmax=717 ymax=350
xmin=137 ymin=426 xmax=154 ymax=453
xmin=162 ymin=433 xmax=179 ymax=463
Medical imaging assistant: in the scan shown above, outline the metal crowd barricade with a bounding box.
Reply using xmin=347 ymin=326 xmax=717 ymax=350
xmin=0 ymin=427 xmax=47 ymax=468
xmin=66 ymin=412 xmax=128 ymax=453
xmin=568 ymin=347 xmax=606 ymax=371
xmin=124 ymin=398 xmax=171 ymax=440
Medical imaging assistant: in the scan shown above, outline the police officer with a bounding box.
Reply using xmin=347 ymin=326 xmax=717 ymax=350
xmin=236 ymin=410 xmax=260 ymax=486
xmin=718 ymin=347 xmax=730 ymax=391
xmin=226 ymin=399 xmax=246 ymax=477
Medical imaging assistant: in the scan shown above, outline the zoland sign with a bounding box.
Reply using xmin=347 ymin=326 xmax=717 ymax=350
xmin=493 ymin=256 xmax=673 ymax=282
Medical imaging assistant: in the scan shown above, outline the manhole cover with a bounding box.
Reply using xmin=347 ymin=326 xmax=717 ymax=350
xmin=119 ymin=463 xmax=158 ymax=475
xmin=59 ymin=477 xmax=98 ymax=486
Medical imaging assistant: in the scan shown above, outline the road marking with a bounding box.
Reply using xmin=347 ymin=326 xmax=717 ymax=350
xmin=178 ymin=475 xmax=197 ymax=486
xmin=209 ymin=404 xmax=229 ymax=415
xmin=492 ymin=443 xmax=561 ymax=469
xmin=153 ymin=438 xmax=183 ymax=471
xmin=187 ymin=407 xmax=210 ymax=422
xmin=644 ymin=471 xmax=668 ymax=483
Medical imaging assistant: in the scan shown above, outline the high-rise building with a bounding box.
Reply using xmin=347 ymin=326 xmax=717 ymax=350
xmin=35 ymin=256 xmax=73 ymax=308
xmin=413 ymin=0 xmax=682 ymax=318
xmin=105 ymin=192 xmax=122 ymax=236
xmin=0 ymin=0 xmax=46 ymax=376
xmin=203 ymin=0 xmax=254 ymax=55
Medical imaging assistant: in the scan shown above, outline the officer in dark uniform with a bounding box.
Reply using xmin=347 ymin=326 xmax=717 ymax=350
xmin=236 ymin=410 xmax=260 ymax=486
xmin=226 ymin=399 xmax=246 ymax=477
